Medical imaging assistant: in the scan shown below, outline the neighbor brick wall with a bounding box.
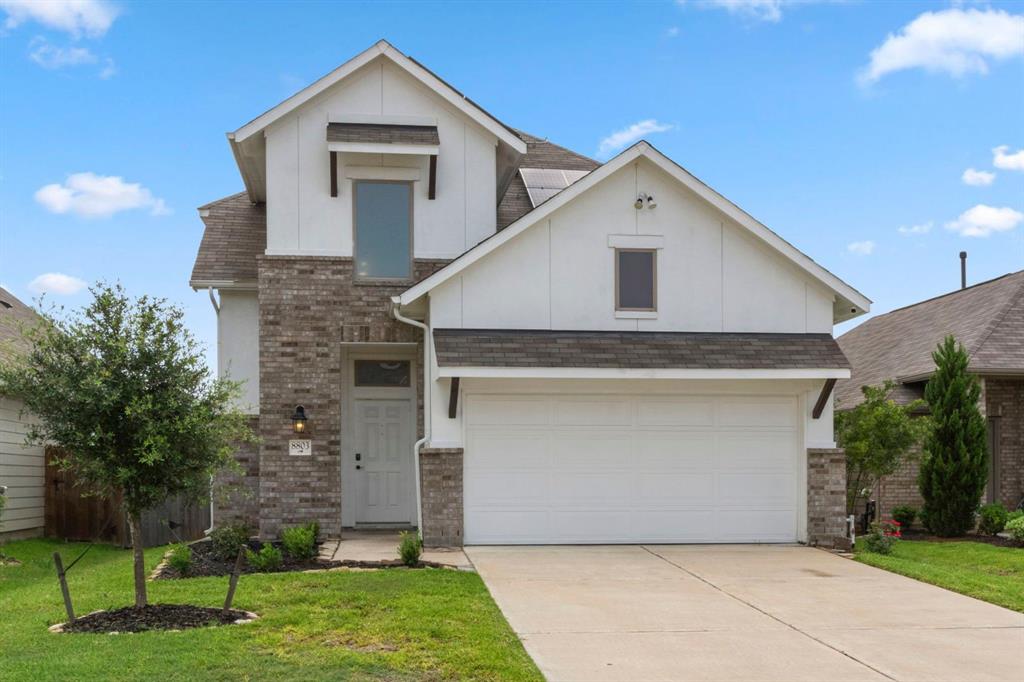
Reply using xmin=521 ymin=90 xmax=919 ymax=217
xmin=419 ymin=447 xmax=463 ymax=547
xmin=214 ymin=415 xmax=261 ymax=530
xmin=807 ymin=448 xmax=848 ymax=548
xmin=255 ymin=256 xmax=448 ymax=538
xmin=986 ymin=378 xmax=1023 ymax=508
xmin=872 ymin=441 xmax=925 ymax=522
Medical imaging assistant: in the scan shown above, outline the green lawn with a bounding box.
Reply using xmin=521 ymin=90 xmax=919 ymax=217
xmin=855 ymin=538 xmax=1024 ymax=612
xmin=0 ymin=539 xmax=541 ymax=682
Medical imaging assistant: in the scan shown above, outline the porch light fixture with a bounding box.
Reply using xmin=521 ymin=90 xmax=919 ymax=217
xmin=291 ymin=405 xmax=308 ymax=433
xmin=635 ymin=192 xmax=657 ymax=210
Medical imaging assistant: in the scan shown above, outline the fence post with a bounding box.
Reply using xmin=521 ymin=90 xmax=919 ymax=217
xmin=223 ymin=546 xmax=246 ymax=614
xmin=52 ymin=552 xmax=75 ymax=623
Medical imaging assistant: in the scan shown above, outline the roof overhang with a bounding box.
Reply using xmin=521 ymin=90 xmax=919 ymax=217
xmin=438 ymin=367 xmax=850 ymax=380
xmin=398 ymin=142 xmax=871 ymax=324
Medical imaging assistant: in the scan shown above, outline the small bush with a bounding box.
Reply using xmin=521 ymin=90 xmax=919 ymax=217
xmin=304 ymin=520 xmax=320 ymax=539
xmin=280 ymin=525 xmax=317 ymax=561
xmin=209 ymin=523 xmax=251 ymax=562
xmin=978 ymin=503 xmax=1009 ymax=535
xmin=397 ymin=531 xmax=422 ymax=567
xmin=1008 ymin=510 xmax=1024 ymax=524
xmin=1005 ymin=516 xmax=1024 ymax=542
xmin=246 ymin=543 xmax=283 ymax=572
xmin=862 ymin=520 xmax=900 ymax=555
xmin=167 ymin=543 xmax=192 ymax=575
xmin=890 ymin=505 xmax=917 ymax=530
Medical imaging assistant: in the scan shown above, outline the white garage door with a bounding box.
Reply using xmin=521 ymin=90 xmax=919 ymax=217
xmin=463 ymin=393 xmax=799 ymax=544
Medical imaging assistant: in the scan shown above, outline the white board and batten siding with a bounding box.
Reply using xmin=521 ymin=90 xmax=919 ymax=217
xmin=0 ymin=396 xmax=45 ymax=538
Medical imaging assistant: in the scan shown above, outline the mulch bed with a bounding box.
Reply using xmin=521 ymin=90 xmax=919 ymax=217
xmin=901 ymin=528 xmax=1022 ymax=548
xmin=152 ymin=538 xmax=446 ymax=580
xmin=54 ymin=604 xmax=256 ymax=634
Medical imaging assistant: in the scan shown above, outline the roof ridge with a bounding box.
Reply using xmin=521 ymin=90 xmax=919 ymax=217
xmin=197 ymin=191 xmax=250 ymax=211
xmin=969 ymin=272 xmax=1024 ymax=362
xmin=871 ymin=269 xmax=1024 ymax=321
xmin=514 ymin=129 xmax=601 ymax=167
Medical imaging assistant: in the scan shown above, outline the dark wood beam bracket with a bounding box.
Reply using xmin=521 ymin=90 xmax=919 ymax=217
xmin=447 ymin=376 xmax=459 ymax=418
xmin=428 ymin=154 xmax=437 ymax=200
xmin=812 ymin=378 xmax=837 ymax=419
xmin=329 ymin=151 xmax=338 ymax=198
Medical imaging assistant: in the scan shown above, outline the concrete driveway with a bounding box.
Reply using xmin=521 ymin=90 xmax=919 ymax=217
xmin=466 ymin=545 xmax=1023 ymax=682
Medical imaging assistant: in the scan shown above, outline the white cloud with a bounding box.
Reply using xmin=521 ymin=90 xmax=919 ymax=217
xmin=961 ymin=168 xmax=995 ymax=186
xmin=846 ymin=240 xmax=876 ymax=255
xmin=98 ymin=57 xmax=116 ymax=79
xmin=945 ymin=204 xmax=1023 ymax=237
xmin=858 ymin=8 xmax=1024 ymax=85
xmin=993 ymin=145 xmax=1024 ymax=171
xmin=28 ymin=36 xmax=96 ymax=69
xmin=0 ymin=0 xmax=118 ymax=38
xmin=28 ymin=273 xmax=87 ymax=296
xmin=898 ymin=221 xmax=933 ymax=235
xmin=34 ymin=172 xmax=170 ymax=219
xmin=681 ymin=1 xmax=831 ymax=23
xmin=597 ymin=119 xmax=674 ymax=158
xmin=666 ymin=26 xmax=680 ymax=38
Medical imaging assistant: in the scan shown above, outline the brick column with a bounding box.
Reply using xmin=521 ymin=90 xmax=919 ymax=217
xmin=807 ymin=447 xmax=849 ymax=549
xmin=214 ymin=415 xmax=261 ymax=530
xmin=419 ymin=447 xmax=463 ymax=547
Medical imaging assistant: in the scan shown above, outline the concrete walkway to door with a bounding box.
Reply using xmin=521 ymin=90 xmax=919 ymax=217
xmin=466 ymin=545 xmax=1023 ymax=682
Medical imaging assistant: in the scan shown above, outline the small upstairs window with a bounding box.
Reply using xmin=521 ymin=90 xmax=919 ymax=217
xmin=615 ymin=249 xmax=656 ymax=312
xmin=354 ymin=180 xmax=412 ymax=280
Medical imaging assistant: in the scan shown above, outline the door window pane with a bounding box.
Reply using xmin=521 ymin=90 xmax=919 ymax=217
xmin=355 ymin=182 xmax=412 ymax=279
xmin=355 ymin=360 xmax=411 ymax=387
xmin=616 ymin=249 xmax=656 ymax=310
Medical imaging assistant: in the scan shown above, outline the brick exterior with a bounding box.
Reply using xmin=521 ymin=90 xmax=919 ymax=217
xmin=252 ymin=256 xmax=447 ymax=538
xmin=419 ymin=447 xmax=464 ymax=547
xmin=807 ymin=448 xmax=849 ymax=548
xmin=215 ymin=416 xmax=261 ymax=530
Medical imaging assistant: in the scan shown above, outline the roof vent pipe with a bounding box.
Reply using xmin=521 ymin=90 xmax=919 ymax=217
xmin=959 ymin=251 xmax=967 ymax=290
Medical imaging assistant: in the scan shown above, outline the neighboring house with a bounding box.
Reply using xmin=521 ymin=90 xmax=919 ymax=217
xmin=837 ymin=270 xmax=1024 ymax=517
xmin=191 ymin=40 xmax=870 ymax=547
xmin=0 ymin=287 xmax=45 ymax=540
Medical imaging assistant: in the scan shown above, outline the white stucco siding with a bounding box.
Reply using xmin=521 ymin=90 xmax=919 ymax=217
xmin=0 ymin=396 xmax=44 ymax=538
xmin=429 ymin=158 xmax=837 ymax=333
xmin=264 ymin=58 xmax=497 ymax=258
xmin=217 ymin=291 xmax=259 ymax=413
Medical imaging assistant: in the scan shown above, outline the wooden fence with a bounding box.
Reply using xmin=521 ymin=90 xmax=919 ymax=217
xmin=44 ymin=447 xmax=211 ymax=548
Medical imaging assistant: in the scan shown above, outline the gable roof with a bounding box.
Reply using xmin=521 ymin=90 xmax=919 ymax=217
xmin=0 ymin=287 xmax=42 ymax=364
xmin=398 ymin=141 xmax=871 ymax=320
xmin=190 ymin=192 xmax=266 ymax=287
xmin=835 ymin=270 xmax=1024 ymax=409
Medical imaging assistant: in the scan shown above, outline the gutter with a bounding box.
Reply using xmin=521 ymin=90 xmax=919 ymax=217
xmin=390 ymin=298 xmax=428 ymax=536
xmin=205 ymin=287 xmax=220 ymax=535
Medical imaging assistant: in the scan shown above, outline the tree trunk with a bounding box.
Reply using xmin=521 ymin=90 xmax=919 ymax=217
xmin=129 ymin=513 xmax=147 ymax=608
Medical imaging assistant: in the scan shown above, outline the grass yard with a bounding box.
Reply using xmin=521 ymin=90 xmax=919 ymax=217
xmin=0 ymin=539 xmax=541 ymax=682
xmin=855 ymin=538 xmax=1024 ymax=612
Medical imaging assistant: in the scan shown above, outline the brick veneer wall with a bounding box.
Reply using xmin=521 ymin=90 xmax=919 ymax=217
xmin=807 ymin=448 xmax=848 ymax=548
xmin=214 ymin=415 xmax=261 ymax=529
xmin=986 ymin=378 xmax=1023 ymax=508
xmin=873 ymin=441 xmax=925 ymax=521
xmin=255 ymin=256 xmax=448 ymax=538
xmin=419 ymin=447 xmax=463 ymax=547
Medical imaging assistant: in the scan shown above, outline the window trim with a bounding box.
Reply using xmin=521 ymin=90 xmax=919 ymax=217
xmin=352 ymin=179 xmax=415 ymax=283
xmin=614 ymin=248 xmax=657 ymax=313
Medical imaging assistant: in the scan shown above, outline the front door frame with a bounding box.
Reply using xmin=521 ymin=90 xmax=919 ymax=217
xmin=341 ymin=345 xmax=418 ymax=528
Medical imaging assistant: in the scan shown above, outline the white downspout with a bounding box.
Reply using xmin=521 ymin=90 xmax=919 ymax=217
xmin=391 ymin=298 xmax=428 ymax=536
xmin=205 ymin=287 xmax=220 ymax=535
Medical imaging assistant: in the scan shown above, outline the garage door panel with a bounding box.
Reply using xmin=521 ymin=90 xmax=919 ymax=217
xmin=717 ymin=472 xmax=795 ymax=507
xmin=631 ymin=510 xmax=716 ymax=542
xmin=553 ymin=398 xmax=632 ymax=426
xmin=550 ymin=472 xmax=632 ymax=507
xmin=551 ymin=433 xmax=632 ymax=469
xmin=636 ymin=472 xmax=715 ymax=504
xmin=464 ymin=471 xmax=549 ymax=506
xmin=716 ymin=433 xmax=796 ymax=470
xmin=550 ymin=511 xmax=634 ymax=541
xmin=469 ymin=397 xmax=551 ymax=426
xmin=466 ymin=510 xmax=549 ymax=543
xmin=636 ymin=399 xmax=714 ymax=427
xmin=467 ymin=432 xmax=549 ymax=468
xmin=716 ymin=510 xmax=796 ymax=542
xmin=717 ymin=397 xmax=797 ymax=428
xmin=635 ymin=435 xmax=716 ymax=470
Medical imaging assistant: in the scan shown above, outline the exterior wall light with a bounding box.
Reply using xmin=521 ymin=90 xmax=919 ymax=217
xmin=291 ymin=405 xmax=308 ymax=433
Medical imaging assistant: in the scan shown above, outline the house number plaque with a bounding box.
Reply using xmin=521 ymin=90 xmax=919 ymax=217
xmin=289 ymin=439 xmax=312 ymax=456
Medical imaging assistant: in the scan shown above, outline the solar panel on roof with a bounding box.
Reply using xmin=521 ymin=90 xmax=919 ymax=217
xmin=519 ymin=168 xmax=590 ymax=208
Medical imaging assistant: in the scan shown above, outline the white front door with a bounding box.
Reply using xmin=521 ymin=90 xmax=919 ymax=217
xmin=463 ymin=393 xmax=800 ymax=544
xmin=354 ymin=399 xmax=414 ymax=524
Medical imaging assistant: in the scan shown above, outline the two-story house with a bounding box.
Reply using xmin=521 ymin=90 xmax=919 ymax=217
xmin=191 ymin=41 xmax=870 ymax=548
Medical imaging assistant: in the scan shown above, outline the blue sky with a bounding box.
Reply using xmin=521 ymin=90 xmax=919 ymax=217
xmin=1 ymin=0 xmax=1022 ymax=366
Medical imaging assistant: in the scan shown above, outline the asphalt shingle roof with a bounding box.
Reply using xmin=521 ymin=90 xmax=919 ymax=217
xmin=190 ymin=192 xmax=266 ymax=285
xmin=434 ymin=329 xmax=850 ymax=371
xmin=836 ymin=270 xmax=1024 ymax=409
xmin=0 ymin=287 xmax=42 ymax=364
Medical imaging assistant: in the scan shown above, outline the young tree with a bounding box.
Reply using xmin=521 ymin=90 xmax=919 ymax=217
xmin=0 ymin=284 xmax=255 ymax=607
xmin=836 ymin=381 xmax=926 ymax=515
xmin=919 ymin=335 xmax=988 ymax=536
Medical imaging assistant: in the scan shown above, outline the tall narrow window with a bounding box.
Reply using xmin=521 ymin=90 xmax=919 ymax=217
xmin=616 ymin=249 xmax=656 ymax=311
xmin=354 ymin=181 xmax=412 ymax=280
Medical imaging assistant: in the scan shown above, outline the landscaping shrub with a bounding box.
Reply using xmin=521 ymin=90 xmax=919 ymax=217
xmin=918 ymin=336 xmax=988 ymax=537
xmin=891 ymin=505 xmax=917 ymax=530
xmin=1005 ymin=516 xmax=1024 ymax=543
xmin=246 ymin=543 xmax=283 ymax=572
xmin=280 ymin=524 xmax=317 ymax=561
xmin=397 ymin=531 xmax=422 ymax=567
xmin=167 ymin=543 xmax=192 ymax=575
xmin=978 ymin=503 xmax=1009 ymax=535
xmin=1008 ymin=510 xmax=1024 ymax=524
xmin=210 ymin=523 xmax=251 ymax=561
xmin=862 ymin=520 xmax=900 ymax=555
xmin=304 ymin=520 xmax=320 ymax=539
